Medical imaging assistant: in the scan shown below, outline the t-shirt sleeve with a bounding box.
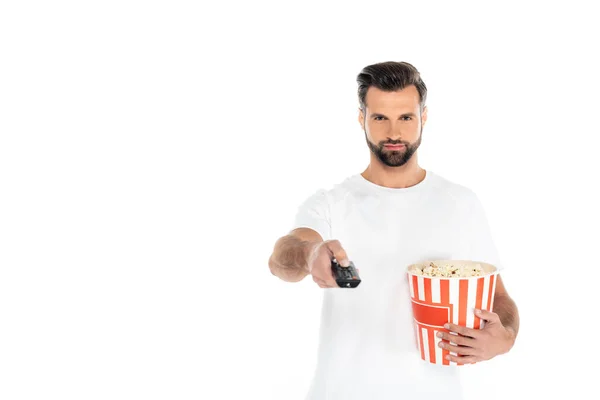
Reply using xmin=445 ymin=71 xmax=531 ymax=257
xmin=468 ymin=192 xmax=505 ymax=271
xmin=291 ymin=189 xmax=332 ymax=241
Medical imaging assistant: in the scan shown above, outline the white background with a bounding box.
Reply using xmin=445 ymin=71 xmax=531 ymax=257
xmin=1 ymin=1 xmax=599 ymax=399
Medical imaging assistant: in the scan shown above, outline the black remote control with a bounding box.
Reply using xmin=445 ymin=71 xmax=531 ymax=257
xmin=331 ymin=259 xmax=361 ymax=288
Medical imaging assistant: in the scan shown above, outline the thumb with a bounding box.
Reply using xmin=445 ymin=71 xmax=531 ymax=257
xmin=474 ymin=308 xmax=500 ymax=322
xmin=333 ymin=257 xmax=350 ymax=267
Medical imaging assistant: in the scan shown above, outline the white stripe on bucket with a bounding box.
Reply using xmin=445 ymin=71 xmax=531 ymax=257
xmin=434 ymin=329 xmax=443 ymax=364
xmin=431 ymin=278 xmax=441 ymax=303
xmin=415 ymin=323 xmax=420 ymax=354
xmin=489 ymin=276 xmax=498 ymax=310
xmin=417 ymin=276 xmax=425 ymax=301
xmin=466 ymin=277 xmax=478 ymax=328
xmin=482 ymin=275 xmax=490 ymax=310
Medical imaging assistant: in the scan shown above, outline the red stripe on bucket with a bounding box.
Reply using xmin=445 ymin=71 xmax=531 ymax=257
xmin=424 ymin=278 xmax=432 ymax=303
xmin=458 ymin=280 xmax=468 ymax=326
xmin=440 ymin=279 xmax=450 ymax=365
xmin=440 ymin=279 xmax=449 ymax=305
xmin=457 ymin=280 xmax=469 ymax=366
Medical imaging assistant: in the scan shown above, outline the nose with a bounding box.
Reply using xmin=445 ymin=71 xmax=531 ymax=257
xmin=387 ymin=121 xmax=404 ymax=140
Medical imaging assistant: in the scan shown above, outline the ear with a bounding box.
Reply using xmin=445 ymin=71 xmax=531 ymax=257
xmin=358 ymin=108 xmax=365 ymax=127
xmin=421 ymin=106 xmax=428 ymax=126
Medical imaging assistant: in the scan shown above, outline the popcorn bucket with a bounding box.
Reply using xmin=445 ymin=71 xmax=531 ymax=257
xmin=406 ymin=260 xmax=499 ymax=366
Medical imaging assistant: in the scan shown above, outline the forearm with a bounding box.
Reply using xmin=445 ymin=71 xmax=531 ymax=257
xmin=493 ymin=293 xmax=520 ymax=339
xmin=268 ymin=235 xmax=317 ymax=282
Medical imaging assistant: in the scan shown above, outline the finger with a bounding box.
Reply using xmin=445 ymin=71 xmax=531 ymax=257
xmin=445 ymin=323 xmax=480 ymax=338
xmin=313 ymin=276 xmax=335 ymax=288
xmin=475 ymin=308 xmax=500 ymax=322
xmin=313 ymin=276 xmax=328 ymax=285
xmin=446 ymin=354 xmax=478 ymax=364
xmin=324 ymin=266 xmax=340 ymax=286
xmin=327 ymin=276 xmax=340 ymax=287
xmin=324 ymin=240 xmax=350 ymax=267
xmin=436 ymin=331 xmax=476 ymax=347
xmin=439 ymin=341 xmax=478 ymax=356
xmin=313 ymin=269 xmax=338 ymax=288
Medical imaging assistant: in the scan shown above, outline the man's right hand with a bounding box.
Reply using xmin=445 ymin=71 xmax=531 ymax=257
xmin=268 ymin=228 xmax=357 ymax=287
xmin=307 ymin=240 xmax=352 ymax=288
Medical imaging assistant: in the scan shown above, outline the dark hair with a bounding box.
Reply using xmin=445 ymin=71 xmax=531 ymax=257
xmin=356 ymin=61 xmax=427 ymax=112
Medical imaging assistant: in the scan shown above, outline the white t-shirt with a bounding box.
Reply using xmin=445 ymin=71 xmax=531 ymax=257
xmin=292 ymin=170 xmax=503 ymax=400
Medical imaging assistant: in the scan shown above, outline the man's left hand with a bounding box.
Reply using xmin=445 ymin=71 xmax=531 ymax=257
xmin=437 ymin=308 xmax=516 ymax=364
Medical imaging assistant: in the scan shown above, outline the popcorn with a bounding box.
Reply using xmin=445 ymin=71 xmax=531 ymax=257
xmin=409 ymin=261 xmax=484 ymax=278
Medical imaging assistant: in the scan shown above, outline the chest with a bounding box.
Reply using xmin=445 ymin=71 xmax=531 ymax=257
xmin=330 ymin=195 xmax=471 ymax=273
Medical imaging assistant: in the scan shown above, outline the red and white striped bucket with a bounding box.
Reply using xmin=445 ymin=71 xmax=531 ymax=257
xmin=406 ymin=260 xmax=499 ymax=366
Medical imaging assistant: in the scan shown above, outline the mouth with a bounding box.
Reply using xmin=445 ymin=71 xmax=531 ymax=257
xmin=383 ymin=144 xmax=405 ymax=151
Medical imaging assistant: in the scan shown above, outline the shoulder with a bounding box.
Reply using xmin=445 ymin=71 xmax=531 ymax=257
xmin=294 ymin=175 xmax=356 ymax=216
xmin=427 ymin=171 xmax=479 ymax=204
xmin=301 ymin=174 xmax=361 ymax=202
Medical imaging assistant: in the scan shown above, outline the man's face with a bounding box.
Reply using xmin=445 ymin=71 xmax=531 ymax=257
xmin=359 ymin=85 xmax=427 ymax=167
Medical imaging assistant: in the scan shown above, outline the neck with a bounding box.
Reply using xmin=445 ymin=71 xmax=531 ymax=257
xmin=361 ymin=154 xmax=426 ymax=189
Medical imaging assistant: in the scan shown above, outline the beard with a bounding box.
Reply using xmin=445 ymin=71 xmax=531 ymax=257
xmin=364 ymin=127 xmax=422 ymax=167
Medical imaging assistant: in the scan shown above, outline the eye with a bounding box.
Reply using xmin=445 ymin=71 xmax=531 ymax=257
xmin=401 ymin=116 xmax=412 ymax=121
xmin=373 ymin=116 xmax=386 ymax=121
